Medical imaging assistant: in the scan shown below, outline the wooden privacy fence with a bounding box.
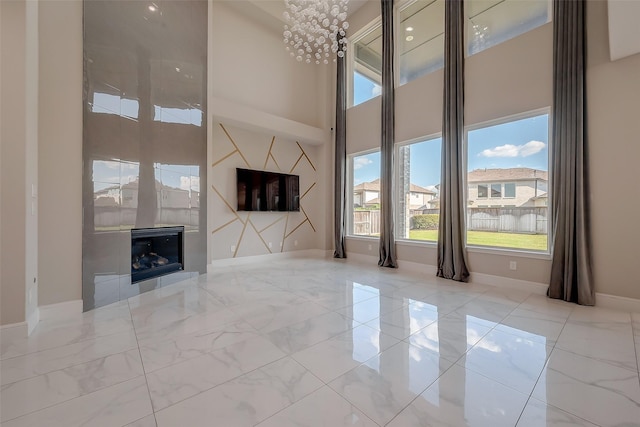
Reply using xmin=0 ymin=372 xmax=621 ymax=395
xmin=467 ymin=207 xmax=548 ymax=234
xmin=353 ymin=210 xmax=380 ymax=236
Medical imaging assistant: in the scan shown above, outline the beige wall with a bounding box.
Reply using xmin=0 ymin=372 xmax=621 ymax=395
xmin=587 ymin=0 xmax=640 ymax=300
xmin=344 ymin=1 xmax=640 ymax=301
xmin=211 ymin=1 xmax=322 ymax=128
xmin=37 ymin=0 xmax=83 ymax=306
xmin=0 ymin=0 xmax=39 ymax=327
xmin=209 ymin=1 xmax=331 ymax=261
xmin=209 ymin=123 xmax=324 ymax=260
xmin=345 ymin=10 xmax=554 ymax=287
xmin=0 ymin=0 xmax=27 ymax=325
xmin=3 ymin=0 xmax=638 ymax=320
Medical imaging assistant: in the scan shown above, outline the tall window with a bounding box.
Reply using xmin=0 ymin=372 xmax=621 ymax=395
xmin=466 ymin=0 xmax=550 ymax=56
xmin=396 ymin=137 xmax=442 ymax=242
xmin=398 ymin=0 xmax=445 ymax=86
xmin=351 ymin=23 xmax=382 ymax=107
xmin=466 ymin=112 xmax=549 ymax=251
xmin=350 ymin=151 xmax=381 ymax=236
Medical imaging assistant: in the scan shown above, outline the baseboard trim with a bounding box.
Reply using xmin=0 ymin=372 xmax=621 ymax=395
xmin=595 ymin=292 xmax=640 ymax=313
xmin=396 ymin=259 xmax=438 ymax=276
xmin=339 ymin=252 xmax=377 ymax=266
xmin=0 ymin=321 xmax=29 ymax=343
xmin=38 ymin=300 xmax=83 ymax=322
xmin=26 ymin=308 xmax=40 ymax=335
xmin=208 ymin=249 xmax=329 ymax=272
xmin=210 ymin=250 xmax=640 ymax=312
xmin=469 ymin=272 xmax=549 ymax=295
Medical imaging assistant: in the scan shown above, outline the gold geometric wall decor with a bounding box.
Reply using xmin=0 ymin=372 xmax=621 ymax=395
xmin=210 ymin=123 xmax=318 ymax=259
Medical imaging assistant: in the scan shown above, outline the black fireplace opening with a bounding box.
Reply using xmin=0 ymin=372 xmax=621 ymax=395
xmin=131 ymin=226 xmax=184 ymax=284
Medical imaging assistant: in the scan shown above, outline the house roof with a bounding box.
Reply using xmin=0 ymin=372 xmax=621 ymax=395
xmin=95 ymin=178 xmax=187 ymax=196
xmin=467 ymin=168 xmax=548 ymax=183
xmin=353 ymin=179 xmax=381 ymax=192
xmin=354 ymin=179 xmax=436 ymax=195
xmin=409 ymin=183 xmax=436 ymax=195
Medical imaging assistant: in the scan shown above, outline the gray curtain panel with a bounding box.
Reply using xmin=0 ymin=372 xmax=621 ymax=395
xmin=334 ymin=45 xmax=347 ymax=259
xmin=378 ymin=0 xmax=397 ymax=268
xmin=548 ymin=0 xmax=594 ymax=305
xmin=437 ymin=0 xmax=469 ymax=282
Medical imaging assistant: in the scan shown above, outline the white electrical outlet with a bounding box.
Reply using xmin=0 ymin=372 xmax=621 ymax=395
xmin=509 ymin=261 xmax=517 ymax=271
xmin=294 ymin=240 xmax=298 ymax=247
xmin=230 ymin=245 xmax=235 ymax=253
xmin=268 ymin=242 xmax=272 ymax=248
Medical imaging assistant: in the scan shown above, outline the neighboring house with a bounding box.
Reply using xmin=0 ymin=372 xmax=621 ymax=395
xmin=467 ymin=168 xmax=548 ymax=208
xmin=353 ymin=179 xmax=382 ymax=207
xmin=94 ymin=178 xmax=192 ymax=209
xmin=354 ymin=179 xmax=436 ymax=209
xmin=407 ymin=184 xmax=437 ymax=210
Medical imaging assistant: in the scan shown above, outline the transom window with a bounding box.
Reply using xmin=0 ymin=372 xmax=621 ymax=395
xmin=351 ymin=22 xmax=382 ymax=107
xmin=466 ymin=0 xmax=550 ymax=56
xmin=398 ymin=0 xmax=445 ymax=86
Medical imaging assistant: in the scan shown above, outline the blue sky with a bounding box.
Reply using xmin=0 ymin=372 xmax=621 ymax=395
xmin=353 ymin=113 xmax=549 ymax=189
xmin=353 ymin=72 xmax=381 ymax=106
xmin=468 ymin=113 xmax=549 ymax=173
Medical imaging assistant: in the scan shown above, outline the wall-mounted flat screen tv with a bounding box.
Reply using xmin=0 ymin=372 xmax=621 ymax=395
xmin=237 ymin=168 xmax=300 ymax=212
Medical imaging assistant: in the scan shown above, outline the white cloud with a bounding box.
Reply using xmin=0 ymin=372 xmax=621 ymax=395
xmin=479 ymin=140 xmax=546 ymax=158
xmin=353 ymin=157 xmax=373 ymax=170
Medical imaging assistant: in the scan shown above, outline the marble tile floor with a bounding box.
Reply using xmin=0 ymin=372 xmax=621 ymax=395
xmin=1 ymin=256 xmax=639 ymax=426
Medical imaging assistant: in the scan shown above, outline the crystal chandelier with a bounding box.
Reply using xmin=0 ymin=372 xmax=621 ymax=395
xmin=283 ymin=0 xmax=349 ymax=64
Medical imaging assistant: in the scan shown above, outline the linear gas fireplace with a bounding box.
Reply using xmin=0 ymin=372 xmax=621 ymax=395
xmin=131 ymin=226 xmax=184 ymax=284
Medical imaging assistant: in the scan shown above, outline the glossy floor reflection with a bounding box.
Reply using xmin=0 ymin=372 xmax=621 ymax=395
xmin=1 ymin=256 xmax=639 ymax=426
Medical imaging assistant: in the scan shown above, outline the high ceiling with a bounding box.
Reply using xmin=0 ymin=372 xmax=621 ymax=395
xmin=224 ymin=0 xmax=369 ymax=34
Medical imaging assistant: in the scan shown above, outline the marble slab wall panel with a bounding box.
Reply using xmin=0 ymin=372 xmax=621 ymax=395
xmin=83 ymin=0 xmax=208 ymax=311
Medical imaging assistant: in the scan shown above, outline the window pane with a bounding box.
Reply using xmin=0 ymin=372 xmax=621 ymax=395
xmin=490 ymin=183 xmax=502 ymax=198
xmin=352 ymin=24 xmax=382 ymax=107
xmin=466 ymin=0 xmax=549 ymax=56
xmin=504 ymin=182 xmax=516 ymax=198
xmin=466 ymin=113 xmax=549 ymax=251
xmin=397 ymin=137 xmax=441 ymax=242
xmin=351 ymin=151 xmax=381 ymax=236
xmin=399 ymin=0 xmax=445 ymax=86
xmin=354 ymin=71 xmax=381 ymax=107
xmin=478 ymin=184 xmax=488 ymax=198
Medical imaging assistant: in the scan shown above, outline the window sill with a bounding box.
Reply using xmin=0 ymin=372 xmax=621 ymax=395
xmin=346 ymin=235 xmax=378 ymax=241
xmin=395 ymin=238 xmax=437 ymax=248
xmin=466 ymin=244 xmax=552 ymax=260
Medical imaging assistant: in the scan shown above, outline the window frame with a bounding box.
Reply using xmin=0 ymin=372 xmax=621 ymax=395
xmin=490 ymin=183 xmax=502 ymax=198
xmin=348 ymin=18 xmax=383 ymax=108
xmin=463 ymin=107 xmax=552 ymax=255
xmin=347 ymin=148 xmax=382 ymax=238
xmin=394 ymin=132 xmax=442 ymax=245
xmin=504 ymin=182 xmax=516 ymax=199
xmin=477 ymin=184 xmax=488 ymax=199
xmin=464 ymin=0 xmax=553 ymax=58
xmin=395 ymin=0 xmax=446 ymax=88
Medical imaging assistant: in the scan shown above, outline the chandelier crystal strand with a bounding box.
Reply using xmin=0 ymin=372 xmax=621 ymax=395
xmin=283 ymin=0 xmax=349 ymax=64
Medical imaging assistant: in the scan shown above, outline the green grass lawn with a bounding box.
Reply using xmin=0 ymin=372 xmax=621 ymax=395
xmin=408 ymin=229 xmax=548 ymax=251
